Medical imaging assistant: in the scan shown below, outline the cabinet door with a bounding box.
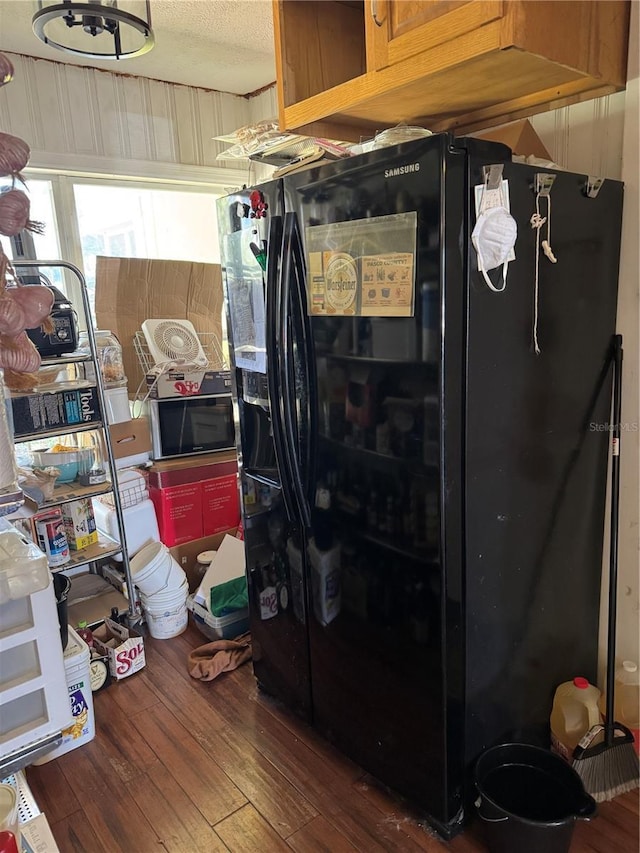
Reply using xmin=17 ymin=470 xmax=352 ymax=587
xmin=366 ymin=0 xmax=505 ymax=71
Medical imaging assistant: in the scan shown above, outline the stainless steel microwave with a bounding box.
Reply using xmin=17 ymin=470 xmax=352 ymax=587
xmin=147 ymin=394 xmax=235 ymax=460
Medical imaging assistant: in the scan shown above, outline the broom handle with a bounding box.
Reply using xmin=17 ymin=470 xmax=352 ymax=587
xmin=605 ymin=334 xmax=623 ymax=746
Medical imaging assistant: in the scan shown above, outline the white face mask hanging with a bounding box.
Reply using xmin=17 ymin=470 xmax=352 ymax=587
xmin=472 ymin=164 xmax=518 ymax=292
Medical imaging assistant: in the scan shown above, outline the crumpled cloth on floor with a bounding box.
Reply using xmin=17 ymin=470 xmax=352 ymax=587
xmin=187 ymin=632 xmax=252 ymax=681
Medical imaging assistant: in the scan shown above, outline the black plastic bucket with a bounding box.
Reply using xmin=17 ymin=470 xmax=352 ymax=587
xmin=475 ymin=743 xmax=596 ymax=853
xmin=53 ymin=573 xmax=71 ymax=651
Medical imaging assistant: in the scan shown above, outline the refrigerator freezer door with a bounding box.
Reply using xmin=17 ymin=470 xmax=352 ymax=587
xmin=218 ymin=184 xmax=313 ymax=720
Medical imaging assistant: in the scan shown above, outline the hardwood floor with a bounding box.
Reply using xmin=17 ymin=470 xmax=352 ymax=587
xmin=26 ymin=623 xmax=639 ymax=852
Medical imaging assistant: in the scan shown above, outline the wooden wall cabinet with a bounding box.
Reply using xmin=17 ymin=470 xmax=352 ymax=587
xmin=272 ymin=0 xmax=630 ymax=139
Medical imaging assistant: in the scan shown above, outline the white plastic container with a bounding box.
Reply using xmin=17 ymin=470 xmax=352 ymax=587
xmin=550 ymin=677 xmax=602 ymax=761
xmin=93 ymin=497 xmax=159 ymax=560
xmin=132 ymin=543 xmax=189 ymax=639
xmin=308 ymin=538 xmax=341 ymax=627
xmin=114 ymin=451 xmax=151 ymax=471
xmin=33 ymin=626 xmax=95 ymax=763
xmin=103 ymin=387 xmax=131 ymax=424
xmin=79 ymin=329 xmax=127 ymax=388
xmin=130 ymin=541 xmax=186 ymax=596
xmin=0 ymin=521 xmax=49 ymax=604
xmin=142 ymin=578 xmax=189 ymax=639
xmin=187 ymin=593 xmax=249 ymax=641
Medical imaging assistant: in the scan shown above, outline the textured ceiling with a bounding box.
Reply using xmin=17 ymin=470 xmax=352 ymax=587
xmin=0 ymin=0 xmax=276 ymax=95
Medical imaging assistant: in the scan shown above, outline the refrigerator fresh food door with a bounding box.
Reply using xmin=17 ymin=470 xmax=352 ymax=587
xmin=282 ymin=135 xmax=464 ymax=832
xmin=217 ymin=185 xmax=313 ymax=719
xmin=462 ymin=158 xmax=624 ymax=768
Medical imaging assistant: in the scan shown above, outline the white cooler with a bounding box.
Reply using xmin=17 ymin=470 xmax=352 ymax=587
xmin=93 ymin=497 xmax=160 ymax=560
xmin=33 ymin=626 xmax=95 ymax=763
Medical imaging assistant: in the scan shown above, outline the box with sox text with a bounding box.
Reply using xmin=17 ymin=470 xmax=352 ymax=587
xmin=92 ymin=618 xmax=146 ymax=680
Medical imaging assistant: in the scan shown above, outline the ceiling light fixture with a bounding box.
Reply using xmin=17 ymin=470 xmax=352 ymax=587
xmin=32 ymin=1 xmax=154 ymax=60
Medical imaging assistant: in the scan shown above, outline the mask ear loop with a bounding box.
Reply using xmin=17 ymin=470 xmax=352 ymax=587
xmin=530 ymin=192 xmax=557 ymax=354
xmin=480 ymin=263 xmax=508 ymax=292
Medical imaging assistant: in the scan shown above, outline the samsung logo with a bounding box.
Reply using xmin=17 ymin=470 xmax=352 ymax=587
xmin=384 ymin=163 xmax=420 ymax=178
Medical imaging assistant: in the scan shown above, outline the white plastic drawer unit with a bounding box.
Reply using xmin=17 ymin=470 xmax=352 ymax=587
xmin=0 ymin=641 xmax=41 ymax=691
xmin=0 ymin=577 xmax=71 ymax=759
xmin=1 ymin=689 xmax=48 ymax=741
xmin=0 ymin=594 xmax=35 ymax=640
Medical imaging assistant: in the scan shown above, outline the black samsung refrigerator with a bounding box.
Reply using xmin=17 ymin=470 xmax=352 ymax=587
xmin=216 ymin=134 xmax=623 ymax=837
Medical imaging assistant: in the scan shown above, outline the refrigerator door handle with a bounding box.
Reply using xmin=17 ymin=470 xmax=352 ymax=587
xmin=290 ymin=212 xmax=318 ymax=515
xmin=279 ymin=213 xmax=311 ymax=528
xmin=265 ymin=214 xmax=297 ymax=522
xmin=279 ymin=212 xmax=316 ymax=529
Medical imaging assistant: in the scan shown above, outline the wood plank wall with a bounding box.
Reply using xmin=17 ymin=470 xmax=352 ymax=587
xmin=0 ymin=53 xmax=262 ymax=175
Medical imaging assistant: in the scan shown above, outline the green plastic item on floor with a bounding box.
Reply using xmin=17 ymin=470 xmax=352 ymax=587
xmin=210 ymin=576 xmax=248 ymax=617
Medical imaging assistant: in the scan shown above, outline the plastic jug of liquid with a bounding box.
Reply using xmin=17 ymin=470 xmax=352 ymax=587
xmin=599 ymin=660 xmax=640 ymax=755
xmin=550 ymin=677 xmax=602 ymax=762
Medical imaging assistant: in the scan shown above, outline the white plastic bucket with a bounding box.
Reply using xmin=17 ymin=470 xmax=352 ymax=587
xmin=140 ymin=576 xmax=188 ymax=607
xmin=130 ymin=542 xmax=186 ymax=597
xmin=143 ymin=582 xmax=189 ymax=639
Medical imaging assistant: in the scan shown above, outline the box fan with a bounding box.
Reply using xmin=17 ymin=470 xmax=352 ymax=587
xmin=141 ymin=319 xmax=208 ymax=367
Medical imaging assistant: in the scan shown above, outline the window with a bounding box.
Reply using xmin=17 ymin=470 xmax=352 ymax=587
xmin=3 ymin=173 xmax=224 ymax=327
xmin=73 ymin=183 xmax=221 ymax=315
xmin=0 ymin=178 xmax=66 ymax=292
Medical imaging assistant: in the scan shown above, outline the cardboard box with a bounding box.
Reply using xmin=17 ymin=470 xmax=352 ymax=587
xmin=92 ymin=618 xmax=145 ymax=680
xmin=150 ymin=482 xmax=203 ymax=546
xmin=169 ymin=527 xmax=237 ymax=591
xmin=101 ymin=563 xmax=128 ymax=597
xmin=146 ymin=368 xmax=232 ymax=399
xmin=109 ymin=417 xmax=151 ymax=459
xmin=95 ymin=256 xmax=224 ymax=393
xmin=147 ymin=450 xmax=237 ymax=489
xmin=67 ymin=585 xmax=130 ymax=627
xmin=61 ymin=498 xmax=98 ymax=550
xmin=202 ymin=474 xmax=240 ymax=535
xmin=148 ymin=453 xmax=238 ymax=547
xmin=10 ymin=385 xmax=101 ymax=438
xmin=473 ymin=119 xmax=553 ymax=161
